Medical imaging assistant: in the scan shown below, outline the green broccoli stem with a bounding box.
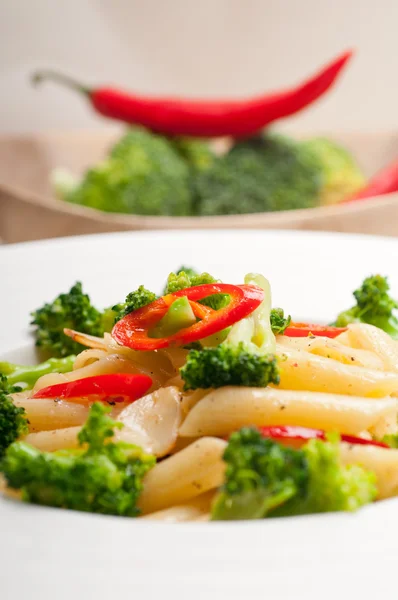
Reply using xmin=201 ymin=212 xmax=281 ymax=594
xmin=0 ymin=356 xmax=75 ymax=390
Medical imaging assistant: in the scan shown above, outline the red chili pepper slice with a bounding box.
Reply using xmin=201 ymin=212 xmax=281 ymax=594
xmin=259 ymin=425 xmax=389 ymax=448
xmin=32 ymin=373 xmax=152 ymax=404
xmin=31 ymin=51 xmax=352 ymax=138
xmin=112 ymin=283 xmax=264 ymax=351
xmin=284 ymin=322 xmax=347 ymax=338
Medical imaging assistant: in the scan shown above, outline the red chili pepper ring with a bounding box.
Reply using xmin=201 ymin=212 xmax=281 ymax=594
xmin=112 ymin=283 xmax=264 ymax=351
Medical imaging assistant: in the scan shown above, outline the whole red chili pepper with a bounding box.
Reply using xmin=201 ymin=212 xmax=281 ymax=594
xmin=345 ymin=159 xmax=398 ymax=203
xmin=32 ymin=51 xmax=352 ymax=138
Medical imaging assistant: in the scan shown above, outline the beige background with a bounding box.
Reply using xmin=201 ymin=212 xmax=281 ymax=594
xmin=0 ymin=0 xmax=397 ymax=135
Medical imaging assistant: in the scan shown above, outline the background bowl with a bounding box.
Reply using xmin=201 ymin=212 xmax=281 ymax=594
xmin=0 ymin=130 xmax=397 ymax=243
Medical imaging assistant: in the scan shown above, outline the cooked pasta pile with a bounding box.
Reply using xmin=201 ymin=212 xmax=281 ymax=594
xmin=2 ymin=270 xmax=398 ymax=521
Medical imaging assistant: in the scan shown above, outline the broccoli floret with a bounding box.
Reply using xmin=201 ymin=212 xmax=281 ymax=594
xmin=270 ymin=308 xmax=291 ymax=335
xmin=194 ymin=133 xmax=323 ymax=216
xmin=175 ymin=266 xmax=199 ymax=279
xmin=211 ymin=428 xmax=376 ymax=520
xmin=164 ymin=270 xmax=218 ymax=294
xmin=181 ymin=343 xmax=280 ymax=391
xmin=301 ymin=137 xmax=365 ymax=205
xmin=334 ymin=275 xmax=398 ymax=338
xmin=31 ymin=282 xmax=105 ymax=357
xmin=0 ymin=356 xmax=75 ymax=391
xmin=171 ymin=138 xmax=216 ymax=173
xmin=212 ymin=427 xmax=308 ymax=520
xmin=112 ymin=286 xmax=157 ymax=323
xmin=180 ymin=273 xmax=279 ymax=389
xmin=64 ymin=128 xmax=192 ymax=216
xmin=381 ymin=433 xmax=398 ymax=448
xmin=164 ymin=269 xmax=229 ymax=311
xmin=0 ymin=375 xmax=28 ymax=458
xmin=2 ymin=403 xmax=155 ymax=516
xmin=272 ymin=436 xmax=377 ymax=516
xmin=31 ymin=281 xmax=159 ymax=354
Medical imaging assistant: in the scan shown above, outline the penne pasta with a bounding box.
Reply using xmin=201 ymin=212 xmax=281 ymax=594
xmin=13 ymin=397 xmax=90 ymax=432
xmin=168 ymin=436 xmax=200 ymax=455
xmin=73 ymin=349 xmax=108 ymax=370
xmin=179 ymin=387 xmax=397 ymax=438
xmin=24 ymin=426 xmax=81 ymax=451
xmin=13 ymin=394 xmax=127 ymax=433
xmin=138 ymin=437 xmax=227 ymax=514
xmin=159 ymin=347 xmax=190 ymax=370
xmin=193 ymin=514 xmax=211 ymax=522
xmin=335 ymin=331 xmax=355 ymax=346
xmin=104 ymin=334 xmax=177 ymax=380
xmin=180 ymin=388 xmax=208 ymax=416
xmin=276 ymin=344 xmax=398 ymax=397
xmin=139 ymin=491 xmax=215 ymax=522
xmin=347 ymin=323 xmax=398 ymax=373
xmin=276 ymin=335 xmax=385 ymax=370
xmin=340 ymin=442 xmax=398 ymax=500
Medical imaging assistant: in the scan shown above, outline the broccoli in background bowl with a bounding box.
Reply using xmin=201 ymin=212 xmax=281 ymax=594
xmin=193 ymin=133 xmax=324 ymax=215
xmin=52 ymin=128 xmax=366 ymax=218
xmin=301 ymin=137 xmax=365 ymax=205
xmin=55 ymin=128 xmax=195 ymax=216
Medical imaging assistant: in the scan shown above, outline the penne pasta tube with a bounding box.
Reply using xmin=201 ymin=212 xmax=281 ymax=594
xmin=140 ymin=491 xmax=215 ymax=522
xmin=168 ymin=436 xmax=200 ymax=455
xmin=276 ymin=344 xmax=398 ymax=397
xmin=24 ymin=426 xmax=81 ymax=451
xmin=24 ymin=424 xmax=166 ymax=456
xmin=340 ymin=442 xmax=398 ymax=500
xmin=13 ymin=397 xmax=90 ymax=432
xmin=159 ymin=347 xmax=190 ymax=370
xmin=179 ymin=387 xmax=397 ymax=438
xmin=347 ymin=323 xmax=398 ymax=373
xmin=73 ymin=349 xmax=108 ymax=369
xmin=138 ymin=437 xmax=227 ymax=515
xmin=180 ymin=388 xmax=208 ymax=416
xmin=193 ymin=514 xmax=211 ymax=522
xmin=277 ymin=335 xmax=384 ymax=370
xmin=104 ymin=334 xmax=177 ymax=380
xmin=335 ymin=331 xmax=355 ymax=346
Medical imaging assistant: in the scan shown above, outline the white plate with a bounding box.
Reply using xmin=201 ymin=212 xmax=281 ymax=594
xmin=2 ymin=229 xmax=398 ymax=600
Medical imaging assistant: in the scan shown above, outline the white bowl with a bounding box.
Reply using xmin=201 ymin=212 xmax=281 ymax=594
xmin=1 ymin=229 xmax=398 ymax=599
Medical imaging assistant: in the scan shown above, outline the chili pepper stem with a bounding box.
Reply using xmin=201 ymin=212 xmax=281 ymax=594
xmin=31 ymin=70 xmax=90 ymax=96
